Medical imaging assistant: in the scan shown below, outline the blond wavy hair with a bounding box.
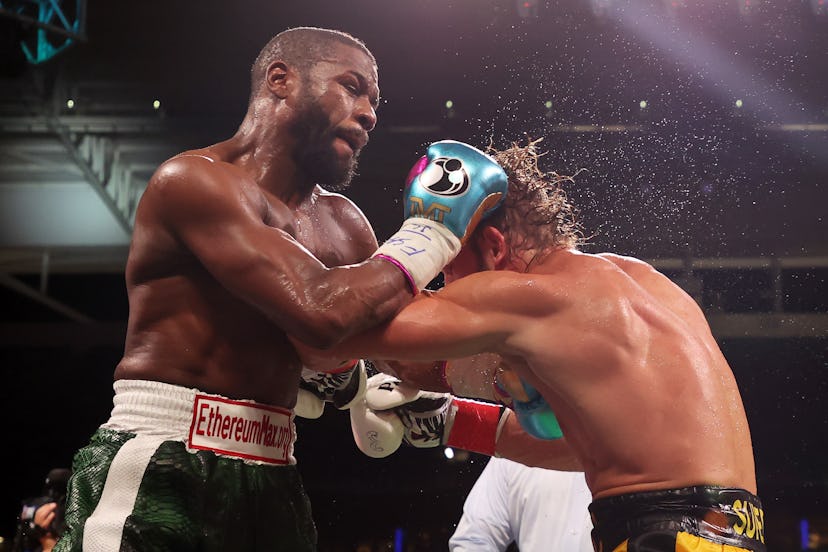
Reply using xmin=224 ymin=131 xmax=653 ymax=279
xmin=483 ymin=139 xmax=583 ymax=263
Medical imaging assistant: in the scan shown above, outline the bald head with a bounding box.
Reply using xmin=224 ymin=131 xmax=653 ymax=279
xmin=249 ymin=27 xmax=376 ymax=103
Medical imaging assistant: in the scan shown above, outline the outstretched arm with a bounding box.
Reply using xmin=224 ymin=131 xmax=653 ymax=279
xmin=142 ymin=155 xmax=408 ymax=349
xmin=294 ymin=269 xmax=551 ymax=369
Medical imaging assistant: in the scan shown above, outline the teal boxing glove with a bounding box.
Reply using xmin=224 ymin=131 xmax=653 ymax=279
xmin=373 ymin=140 xmax=508 ymax=292
xmin=512 ymin=379 xmax=564 ymax=440
xmin=404 ymin=140 xmax=507 ymax=242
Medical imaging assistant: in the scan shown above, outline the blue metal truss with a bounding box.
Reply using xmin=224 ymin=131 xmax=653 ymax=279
xmin=0 ymin=0 xmax=86 ymax=64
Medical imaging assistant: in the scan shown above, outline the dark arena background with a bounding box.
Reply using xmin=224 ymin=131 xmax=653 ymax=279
xmin=0 ymin=1 xmax=826 ymax=551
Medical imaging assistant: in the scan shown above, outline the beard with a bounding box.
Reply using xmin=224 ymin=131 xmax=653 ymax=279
xmin=288 ymin=92 xmax=360 ymax=192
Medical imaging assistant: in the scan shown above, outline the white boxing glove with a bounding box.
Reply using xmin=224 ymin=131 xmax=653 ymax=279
xmin=363 ymin=372 xmax=428 ymax=410
xmin=295 ymin=360 xmax=368 ymax=419
xmin=350 ymin=397 xmax=404 ymax=458
xmin=294 ymin=388 xmax=326 ymax=419
xmin=366 ymin=374 xmax=507 ymax=456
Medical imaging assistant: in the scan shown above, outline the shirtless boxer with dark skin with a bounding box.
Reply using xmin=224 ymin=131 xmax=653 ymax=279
xmin=114 ymin=37 xmax=389 ymax=408
xmin=55 ymin=27 xmax=507 ymax=552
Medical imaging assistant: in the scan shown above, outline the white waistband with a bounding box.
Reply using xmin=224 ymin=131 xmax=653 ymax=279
xmin=103 ymin=379 xmax=296 ymax=465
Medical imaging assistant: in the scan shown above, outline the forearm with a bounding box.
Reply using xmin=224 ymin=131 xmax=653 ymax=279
xmin=383 ymin=354 xmax=504 ymax=399
xmin=286 ymin=258 xmax=413 ymax=349
xmin=379 ymin=360 xmax=451 ymax=393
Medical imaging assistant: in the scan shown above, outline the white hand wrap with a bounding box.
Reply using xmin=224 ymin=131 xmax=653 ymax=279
xmin=372 ymin=218 xmax=461 ymax=292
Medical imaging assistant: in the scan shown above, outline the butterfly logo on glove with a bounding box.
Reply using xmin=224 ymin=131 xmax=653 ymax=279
xmin=419 ymin=157 xmax=470 ymax=197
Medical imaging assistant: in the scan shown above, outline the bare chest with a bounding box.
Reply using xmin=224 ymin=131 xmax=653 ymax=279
xmin=265 ymin=199 xmax=365 ymax=267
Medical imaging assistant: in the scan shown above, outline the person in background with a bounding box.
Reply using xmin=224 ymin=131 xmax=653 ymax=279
xmin=11 ymin=468 xmax=70 ymax=552
xmin=450 ymin=456 xmax=593 ymax=552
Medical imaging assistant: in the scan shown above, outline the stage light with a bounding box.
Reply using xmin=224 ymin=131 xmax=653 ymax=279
xmin=737 ymin=0 xmax=762 ymax=16
xmin=664 ymin=0 xmax=686 ymax=15
xmin=66 ymin=99 xmax=75 ymax=109
xmin=152 ymin=99 xmax=161 ymax=110
xmin=516 ymin=0 xmax=538 ymax=19
xmin=809 ymin=0 xmax=827 ymax=16
xmin=639 ymin=100 xmax=648 ymax=109
xmin=444 ymin=447 xmax=455 ymax=459
xmin=394 ymin=527 xmax=405 ymax=552
xmin=735 ymin=99 xmax=743 ymax=108
xmin=544 ymin=100 xmax=553 ymax=109
xmin=444 ymin=99 xmax=456 ymax=119
xmin=589 ymin=0 xmax=613 ymax=18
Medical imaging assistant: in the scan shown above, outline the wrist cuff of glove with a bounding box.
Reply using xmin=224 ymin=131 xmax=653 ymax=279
xmin=333 ymin=360 xmax=367 ymax=410
xmin=373 ymin=218 xmax=461 ymax=292
xmin=328 ymin=359 xmax=359 ymax=375
xmin=445 ymin=398 xmax=505 ymax=457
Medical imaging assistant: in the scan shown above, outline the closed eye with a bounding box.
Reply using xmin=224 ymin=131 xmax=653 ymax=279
xmin=341 ymin=71 xmax=379 ymax=108
xmin=341 ymin=78 xmax=360 ymax=95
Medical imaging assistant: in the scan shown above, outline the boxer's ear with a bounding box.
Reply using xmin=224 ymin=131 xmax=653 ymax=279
xmin=476 ymin=226 xmax=508 ymax=270
xmin=265 ymin=61 xmax=292 ymax=99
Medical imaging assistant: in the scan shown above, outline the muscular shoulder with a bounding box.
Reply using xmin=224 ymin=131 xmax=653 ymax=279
xmin=594 ymin=252 xmax=682 ymax=293
xmin=142 ymin=151 xmax=264 ymax=222
xmin=149 ymin=151 xmax=239 ymax=193
xmin=554 ymin=251 xmax=659 ymax=288
xmin=596 ymin=252 xmax=657 ymax=274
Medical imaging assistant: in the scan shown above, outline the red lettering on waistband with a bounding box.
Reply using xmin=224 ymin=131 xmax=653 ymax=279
xmin=188 ymin=395 xmax=295 ymax=465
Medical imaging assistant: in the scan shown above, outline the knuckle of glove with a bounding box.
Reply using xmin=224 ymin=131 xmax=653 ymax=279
xmin=404 ymin=140 xmax=508 ymax=238
xmin=350 ymin=399 xmax=404 ymax=458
